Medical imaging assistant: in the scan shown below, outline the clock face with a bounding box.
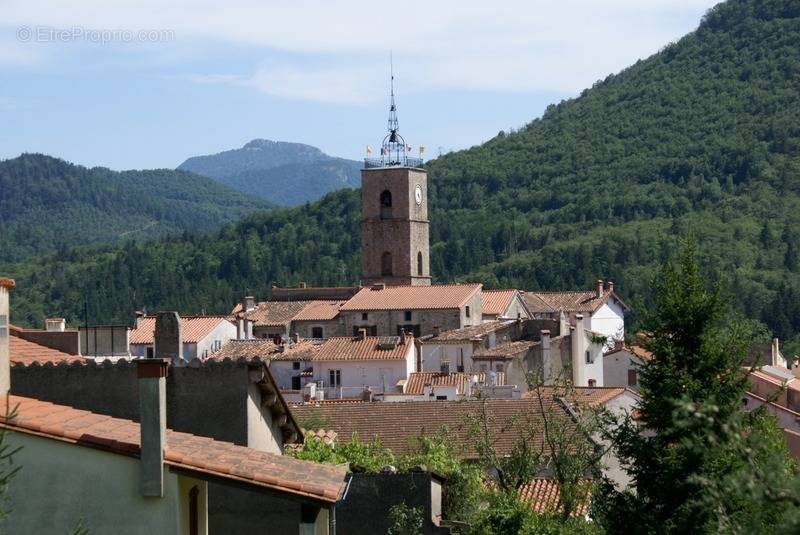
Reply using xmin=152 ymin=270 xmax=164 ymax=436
xmin=414 ymin=184 xmax=422 ymax=205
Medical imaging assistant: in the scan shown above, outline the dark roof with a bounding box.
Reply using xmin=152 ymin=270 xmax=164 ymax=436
xmin=523 ymin=288 xmax=629 ymax=314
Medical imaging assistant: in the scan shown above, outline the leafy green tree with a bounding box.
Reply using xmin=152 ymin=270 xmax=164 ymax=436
xmin=387 ymin=503 xmax=424 ymax=535
xmin=592 ymin=242 xmax=800 ymax=533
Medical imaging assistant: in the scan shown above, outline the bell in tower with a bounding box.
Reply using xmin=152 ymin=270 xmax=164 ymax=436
xmin=361 ymin=65 xmax=431 ymax=287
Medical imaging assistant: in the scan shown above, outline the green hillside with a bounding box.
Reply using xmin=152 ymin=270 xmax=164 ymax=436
xmin=0 ymin=154 xmax=271 ymax=261
xmin=4 ymin=0 xmax=800 ymax=350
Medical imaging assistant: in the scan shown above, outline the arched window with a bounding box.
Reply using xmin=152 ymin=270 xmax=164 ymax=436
xmin=417 ymin=251 xmax=423 ymax=276
xmin=380 ymin=190 xmax=392 ymax=219
xmin=381 ymin=251 xmax=393 ymax=276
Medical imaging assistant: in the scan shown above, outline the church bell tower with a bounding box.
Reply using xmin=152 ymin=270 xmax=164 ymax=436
xmin=361 ymin=68 xmax=431 ymax=287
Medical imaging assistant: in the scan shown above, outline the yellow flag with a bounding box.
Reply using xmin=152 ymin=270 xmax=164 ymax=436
xmin=419 ymin=145 xmax=426 ymax=154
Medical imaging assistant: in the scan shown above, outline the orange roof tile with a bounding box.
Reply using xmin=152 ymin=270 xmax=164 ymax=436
xmin=404 ymin=372 xmax=504 ymax=395
xmin=422 ymin=320 xmax=513 ymax=344
xmin=604 ymin=344 xmax=652 ymax=361
xmin=130 ymin=316 xmax=231 ymax=345
xmin=290 ymin=398 xmax=582 ymax=458
xmin=523 ymin=288 xmax=629 ymax=314
xmin=240 ymin=340 xmax=322 ymax=362
xmin=340 ymin=284 xmax=482 ymax=311
xmin=9 ymin=335 xmax=85 ymax=366
xmin=243 ymin=301 xmax=312 ymax=327
xmin=0 ymin=395 xmax=347 ymax=503
xmin=208 ymin=339 xmax=280 ymax=361
xmin=473 ymin=340 xmax=538 ymax=359
xmin=522 ymin=386 xmax=628 ymax=407
xmin=293 ymin=301 xmax=346 ymax=322
xmin=481 ymin=289 xmax=518 ymax=316
xmin=277 ymin=336 xmax=414 ymax=362
xmin=518 ymin=478 xmax=592 ymax=517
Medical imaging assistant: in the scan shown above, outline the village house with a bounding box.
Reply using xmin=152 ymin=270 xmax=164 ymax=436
xmin=743 ymin=363 xmax=800 ymax=458
xmin=481 ymin=289 xmax=532 ymax=321
xmin=339 ymin=283 xmax=483 ymax=337
xmin=602 ymin=342 xmax=652 ymax=391
xmin=392 ymin=371 xmax=515 ymax=401
xmin=419 ymin=320 xmax=519 ymax=374
xmin=129 ymin=313 xmax=237 ymax=361
xmin=523 ymin=279 xmax=628 ymax=347
xmin=1 ymin=279 xmax=347 ymax=534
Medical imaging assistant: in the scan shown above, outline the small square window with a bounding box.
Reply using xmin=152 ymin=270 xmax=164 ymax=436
xmin=293 ymin=361 xmax=301 ymax=370
xmin=588 ymin=379 xmax=597 ymax=387
xmin=465 ymin=306 xmax=471 ymax=318
xmin=404 ymin=311 xmax=412 ymax=322
xmin=362 ymin=313 xmax=368 ymax=321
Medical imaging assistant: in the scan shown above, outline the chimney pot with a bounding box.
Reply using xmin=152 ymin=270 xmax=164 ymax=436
xmin=606 ymin=280 xmax=614 ymax=293
xmin=433 ymin=325 xmax=441 ymax=337
xmin=595 ymin=279 xmax=604 ymax=297
xmin=136 ymin=358 xmax=168 ymax=497
xmin=293 ymin=332 xmax=300 ymax=343
xmin=155 ymin=312 xmax=182 ymax=362
xmin=243 ymin=295 xmax=255 ymax=313
xmin=45 ymin=317 xmax=66 ymax=332
xmin=358 ymin=328 xmax=367 ymax=341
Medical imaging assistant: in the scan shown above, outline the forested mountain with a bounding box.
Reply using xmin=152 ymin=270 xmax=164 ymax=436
xmin=0 ymin=154 xmax=271 ymax=261
xmin=178 ymin=139 xmax=360 ymax=205
xmin=5 ymin=0 xmax=800 ymax=351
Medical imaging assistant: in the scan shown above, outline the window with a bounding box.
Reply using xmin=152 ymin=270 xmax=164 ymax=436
xmin=361 ymin=312 xmax=369 ymax=321
xmin=329 ymin=369 xmax=342 ymax=388
xmin=588 ymin=379 xmax=597 ymax=387
xmin=627 ymin=369 xmax=637 ymax=386
xmin=311 ymin=326 xmax=323 ymax=339
xmin=465 ymin=306 xmax=471 ymax=318
xmin=496 ymin=363 xmax=504 ymax=373
xmin=354 ymin=325 xmax=377 ymax=336
xmin=397 ymin=324 xmax=421 ymax=337
xmin=381 ymin=252 xmax=393 ymax=276
xmin=292 ymin=361 xmax=301 ymax=370
xmin=189 ymin=486 xmax=199 ymax=535
xmin=404 ymin=310 xmax=412 ymax=321
xmin=585 ymin=350 xmax=592 ymax=364
xmin=146 ymin=346 xmax=154 ymax=359
xmin=479 ymin=364 xmax=488 ymax=372
xmin=417 ymin=252 xmax=423 ymax=276
xmin=380 ymin=190 xmax=392 ymax=219
xmin=292 ymin=376 xmax=301 ymax=390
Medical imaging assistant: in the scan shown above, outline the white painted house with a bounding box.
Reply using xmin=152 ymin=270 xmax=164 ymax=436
xmin=129 ymin=315 xmax=237 ymax=361
xmin=419 ymin=321 xmax=517 ymax=374
xmin=602 ymin=343 xmax=652 ymax=391
xmin=270 ymin=333 xmax=416 ymax=399
xmin=523 ymin=279 xmax=628 ymax=348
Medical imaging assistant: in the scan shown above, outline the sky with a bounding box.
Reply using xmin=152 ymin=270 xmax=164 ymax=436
xmin=0 ymin=0 xmax=720 ymax=170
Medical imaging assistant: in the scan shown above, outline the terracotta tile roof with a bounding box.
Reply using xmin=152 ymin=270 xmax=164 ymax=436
xmin=244 ymin=301 xmax=310 ymax=327
xmin=522 ymin=386 xmax=628 ymax=408
xmin=290 ymin=398 xmax=581 ymax=458
xmin=523 ymin=288 xmax=629 ymax=314
xmin=481 ymin=289 xmax=518 ymax=316
xmin=261 ymin=340 xmax=324 ymax=362
xmin=292 ymin=301 xmax=346 ymax=322
xmin=518 ymin=478 xmax=592 ymax=517
xmin=404 ymin=372 xmax=504 ymax=395
xmin=0 ymin=395 xmax=346 ymax=503
xmin=422 ymin=320 xmax=513 ymax=344
xmin=604 ymin=344 xmax=652 ymax=361
xmin=473 ymin=340 xmax=538 ymax=360
xmin=282 ymin=336 xmax=414 ymax=362
xmin=9 ymin=335 xmax=85 ymax=366
xmin=129 ymin=316 xmax=231 ymax=345
xmin=208 ymin=339 xmax=280 ymax=361
xmin=340 ymin=284 xmax=482 ymax=311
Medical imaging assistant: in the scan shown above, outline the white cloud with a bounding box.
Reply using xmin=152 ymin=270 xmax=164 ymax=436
xmin=1 ymin=0 xmax=718 ymax=101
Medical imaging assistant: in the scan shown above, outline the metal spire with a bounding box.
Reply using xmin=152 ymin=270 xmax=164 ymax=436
xmin=387 ymin=52 xmax=399 ymax=142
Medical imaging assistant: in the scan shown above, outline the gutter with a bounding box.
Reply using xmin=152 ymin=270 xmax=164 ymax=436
xmin=330 ymin=473 xmax=353 ymax=535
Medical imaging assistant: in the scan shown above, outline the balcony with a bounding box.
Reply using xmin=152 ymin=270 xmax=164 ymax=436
xmin=364 ymin=156 xmax=424 ymax=169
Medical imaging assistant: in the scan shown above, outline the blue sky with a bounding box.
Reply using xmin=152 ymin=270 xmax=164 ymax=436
xmin=0 ymin=1 xmax=719 ymax=170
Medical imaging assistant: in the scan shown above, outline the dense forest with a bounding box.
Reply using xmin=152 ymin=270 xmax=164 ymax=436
xmin=3 ymin=0 xmax=800 ymax=352
xmin=178 ymin=139 xmax=360 ymax=206
xmin=0 ymin=154 xmax=271 ymax=261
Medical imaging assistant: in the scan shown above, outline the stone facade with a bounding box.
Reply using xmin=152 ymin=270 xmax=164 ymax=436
xmin=290 ymin=319 xmax=344 ymax=339
xmin=361 ymin=167 xmax=431 ymax=286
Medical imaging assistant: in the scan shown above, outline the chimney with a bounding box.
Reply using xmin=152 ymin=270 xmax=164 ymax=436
xmin=300 ymin=282 xmax=307 ymax=289
xmin=136 ymin=358 xmax=168 ymax=497
xmin=571 ymin=314 xmax=586 ymax=386
xmin=399 ymin=328 xmax=406 ymax=344
xmin=154 ymin=312 xmax=182 ymax=362
xmin=433 ymin=325 xmax=441 ymax=337
xmin=358 ymin=328 xmax=367 ymax=341
xmin=293 ymin=332 xmax=300 ymax=344
xmin=595 ymin=279 xmax=604 ymax=298
xmin=541 ymin=329 xmax=551 ymax=380
xmin=236 ymin=314 xmax=244 ymax=340
xmin=45 ymin=318 xmax=65 ymax=332
xmin=0 ymin=278 xmax=15 ymax=396
xmin=246 ymin=319 xmax=254 ymax=340
xmin=135 ymin=310 xmax=145 ymax=328
xmin=605 ymin=280 xmax=614 ymax=293
xmin=243 ymin=295 xmax=255 ymax=313
xmin=772 ymin=338 xmax=781 ymax=367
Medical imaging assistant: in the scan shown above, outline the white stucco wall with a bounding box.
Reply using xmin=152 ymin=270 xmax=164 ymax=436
xmin=589 ymin=301 xmax=625 ymax=347
xmin=6 ymin=432 xmax=207 ymax=535
xmin=246 ymin=382 xmax=284 ymax=454
xmin=603 ymin=350 xmax=643 ymax=390
xmin=195 ymin=321 xmax=237 ymax=360
xmin=581 ymin=336 xmax=605 ymax=387
xmin=420 ymin=343 xmax=474 ymax=372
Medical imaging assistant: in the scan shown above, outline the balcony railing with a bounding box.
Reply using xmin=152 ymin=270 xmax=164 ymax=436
xmin=364 ymin=156 xmax=424 ymax=169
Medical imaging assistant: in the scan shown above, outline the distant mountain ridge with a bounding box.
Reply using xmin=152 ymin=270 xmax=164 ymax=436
xmin=0 ymin=153 xmax=271 ymax=262
xmin=177 ymin=139 xmax=361 ymax=206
